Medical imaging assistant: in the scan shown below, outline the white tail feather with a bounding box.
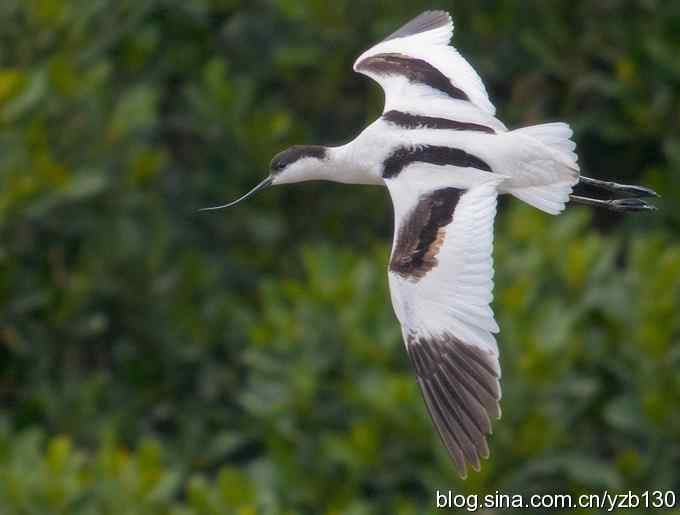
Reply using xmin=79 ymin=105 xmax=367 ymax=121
xmin=512 ymin=122 xmax=579 ymax=167
xmin=508 ymin=122 xmax=580 ymax=214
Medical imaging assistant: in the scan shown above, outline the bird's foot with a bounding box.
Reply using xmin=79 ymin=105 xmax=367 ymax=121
xmin=579 ymin=176 xmax=660 ymax=198
xmin=608 ymin=197 xmax=657 ymax=212
xmin=569 ymin=195 xmax=657 ymax=213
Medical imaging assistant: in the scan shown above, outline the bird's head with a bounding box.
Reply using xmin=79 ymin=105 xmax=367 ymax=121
xmin=269 ymin=145 xmax=328 ymax=185
xmin=200 ymin=145 xmax=328 ymax=211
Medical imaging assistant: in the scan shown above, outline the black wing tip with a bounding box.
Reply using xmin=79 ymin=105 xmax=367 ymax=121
xmin=409 ymin=333 xmax=501 ymax=479
xmin=384 ymin=10 xmax=452 ymax=42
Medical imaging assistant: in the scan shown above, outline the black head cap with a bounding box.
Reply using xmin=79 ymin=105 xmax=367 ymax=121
xmin=270 ymin=145 xmax=327 ymax=174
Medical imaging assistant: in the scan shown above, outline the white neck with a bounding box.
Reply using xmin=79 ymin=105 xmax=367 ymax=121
xmin=272 ymin=142 xmax=383 ymax=186
xmin=321 ymin=144 xmax=382 ymax=185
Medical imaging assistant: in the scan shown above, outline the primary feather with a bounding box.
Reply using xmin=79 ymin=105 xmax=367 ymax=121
xmin=354 ymin=10 xmax=496 ymax=115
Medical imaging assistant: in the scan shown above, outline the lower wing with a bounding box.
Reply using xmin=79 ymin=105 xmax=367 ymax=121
xmin=385 ymin=172 xmax=503 ymax=478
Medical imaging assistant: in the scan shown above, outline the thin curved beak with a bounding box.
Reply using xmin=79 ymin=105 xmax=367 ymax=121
xmin=199 ymin=175 xmax=273 ymax=211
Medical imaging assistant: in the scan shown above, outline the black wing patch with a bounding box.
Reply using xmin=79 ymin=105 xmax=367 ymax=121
xmin=390 ymin=187 xmax=462 ymax=281
xmin=406 ymin=331 xmax=501 ymax=478
xmin=355 ymin=53 xmax=470 ymax=102
xmin=382 ymin=145 xmax=493 ymax=179
xmin=383 ymin=10 xmax=451 ymax=42
xmin=383 ymin=110 xmax=496 ymax=134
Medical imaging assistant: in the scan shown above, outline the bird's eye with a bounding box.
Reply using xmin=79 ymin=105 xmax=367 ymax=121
xmin=272 ymin=161 xmax=286 ymax=172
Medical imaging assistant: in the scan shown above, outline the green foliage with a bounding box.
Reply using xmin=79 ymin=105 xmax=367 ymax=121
xmin=1 ymin=0 xmax=679 ymax=514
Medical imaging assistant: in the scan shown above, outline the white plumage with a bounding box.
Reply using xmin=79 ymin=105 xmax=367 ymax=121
xmin=354 ymin=12 xmax=495 ymax=115
xmin=204 ymin=10 xmax=658 ymax=478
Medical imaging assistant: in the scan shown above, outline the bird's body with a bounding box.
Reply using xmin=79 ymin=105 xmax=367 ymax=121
xmin=289 ymin=113 xmax=577 ymax=202
xmin=205 ymin=10 xmax=658 ymax=478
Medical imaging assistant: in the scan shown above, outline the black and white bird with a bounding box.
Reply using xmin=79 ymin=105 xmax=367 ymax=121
xmin=204 ymin=11 xmax=658 ymax=477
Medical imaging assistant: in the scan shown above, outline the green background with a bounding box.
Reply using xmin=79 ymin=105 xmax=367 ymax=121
xmin=1 ymin=0 xmax=679 ymax=513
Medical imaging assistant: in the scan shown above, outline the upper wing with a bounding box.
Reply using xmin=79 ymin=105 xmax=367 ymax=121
xmin=385 ymin=171 xmax=503 ymax=478
xmin=354 ymin=11 xmax=495 ymax=116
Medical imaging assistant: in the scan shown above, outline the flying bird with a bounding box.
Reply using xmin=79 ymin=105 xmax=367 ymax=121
xmin=204 ymin=11 xmax=658 ymax=477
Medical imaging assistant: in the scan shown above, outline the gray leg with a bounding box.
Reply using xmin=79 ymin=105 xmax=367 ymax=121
xmin=570 ymin=195 xmax=656 ymax=212
xmin=579 ymin=176 xmax=659 ymax=198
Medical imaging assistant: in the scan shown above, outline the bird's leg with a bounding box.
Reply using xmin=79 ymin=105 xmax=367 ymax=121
xmin=579 ymin=176 xmax=659 ymax=198
xmin=571 ymin=175 xmax=659 ymax=212
xmin=569 ymin=195 xmax=656 ymax=212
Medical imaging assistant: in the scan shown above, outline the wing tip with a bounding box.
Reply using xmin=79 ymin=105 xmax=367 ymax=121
xmin=409 ymin=332 xmax=501 ymax=479
xmin=383 ymin=10 xmax=453 ymax=43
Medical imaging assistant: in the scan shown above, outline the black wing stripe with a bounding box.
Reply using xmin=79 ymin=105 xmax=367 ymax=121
xmin=383 ymin=110 xmax=496 ymax=134
xmin=356 ymin=53 xmax=470 ymax=102
xmin=390 ymin=187 xmax=463 ymax=281
xmin=384 ymin=10 xmax=451 ymax=42
xmin=383 ymin=145 xmax=492 ymax=179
